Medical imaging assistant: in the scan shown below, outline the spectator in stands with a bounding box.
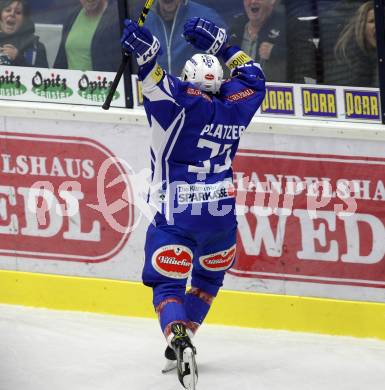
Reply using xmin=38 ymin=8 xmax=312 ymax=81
xmin=229 ymin=0 xmax=287 ymax=81
xmin=54 ymin=0 xmax=121 ymax=71
xmin=144 ymin=0 xmax=227 ymax=75
xmin=328 ymin=1 xmax=377 ymax=87
xmin=193 ymin=0 xmax=244 ymax=26
xmin=229 ymin=0 xmax=316 ymax=83
xmin=27 ymin=0 xmax=79 ymax=24
xmin=0 ymin=0 xmax=48 ymax=67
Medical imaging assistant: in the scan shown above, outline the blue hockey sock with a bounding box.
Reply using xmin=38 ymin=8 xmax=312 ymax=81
xmin=156 ymin=298 xmax=188 ymax=334
xmin=184 ymin=288 xmax=214 ymax=330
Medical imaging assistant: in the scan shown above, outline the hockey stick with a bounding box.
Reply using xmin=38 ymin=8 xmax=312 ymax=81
xmin=102 ymin=0 xmax=155 ymax=110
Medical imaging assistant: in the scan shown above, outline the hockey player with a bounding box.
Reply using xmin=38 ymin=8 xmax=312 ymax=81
xmin=121 ymin=16 xmax=266 ymax=390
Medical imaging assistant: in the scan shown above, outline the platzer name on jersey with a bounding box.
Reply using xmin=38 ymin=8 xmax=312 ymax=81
xmin=200 ymin=123 xmax=246 ymax=140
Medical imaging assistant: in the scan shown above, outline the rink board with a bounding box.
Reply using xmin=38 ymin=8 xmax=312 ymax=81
xmin=1 ymin=269 xmax=385 ymax=341
xmin=0 ymin=102 xmax=385 ymax=339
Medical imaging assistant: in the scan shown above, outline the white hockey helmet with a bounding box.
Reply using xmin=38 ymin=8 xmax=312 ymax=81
xmin=181 ymin=53 xmax=223 ymax=94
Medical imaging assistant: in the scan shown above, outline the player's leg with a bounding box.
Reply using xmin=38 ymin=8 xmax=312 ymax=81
xmin=142 ymin=222 xmax=196 ymax=337
xmin=185 ymin=226 xmax=237 ymax=334
xmin=142 ymin=222 xmax=198 ymax=388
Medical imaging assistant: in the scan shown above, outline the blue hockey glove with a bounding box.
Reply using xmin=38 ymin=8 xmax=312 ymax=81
xmin=183 ymin=17 xmax=227 ymax=56
xmin=121 ymin=19 xmax=161 ymax=66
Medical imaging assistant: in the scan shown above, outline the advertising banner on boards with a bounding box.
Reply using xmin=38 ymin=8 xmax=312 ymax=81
xmin=0 ymin=133 xmax=133 ymax=262
xmin=0 ymin=116 xmax=385 ymax=302
xmin=232 ymin=149 xmax=385 ymax=288
xmin=132 ymin=75 xmax=381 ymax=123
xmin=0 ymin=66 xmax=125 ymax=107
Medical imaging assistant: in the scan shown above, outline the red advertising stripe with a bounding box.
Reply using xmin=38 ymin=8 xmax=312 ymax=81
xmin=233 ymin=149 xmax=385 ymax=288
xmin=0 ymin=133 xmax=134 ymax=262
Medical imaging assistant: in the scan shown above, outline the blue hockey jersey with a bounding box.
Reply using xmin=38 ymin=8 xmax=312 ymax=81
xmin=138 ymin=46 xmax=266 ymax=233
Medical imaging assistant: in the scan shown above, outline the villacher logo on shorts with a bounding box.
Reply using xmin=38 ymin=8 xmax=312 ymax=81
xmin=152 ymin=245 xmax=193 ymax=279
xmin=199 ymin=245 xmax=236 ymax=271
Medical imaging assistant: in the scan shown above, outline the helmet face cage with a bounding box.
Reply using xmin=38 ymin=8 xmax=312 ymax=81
xmin=181 ymin=54 xmax=223 ymax=94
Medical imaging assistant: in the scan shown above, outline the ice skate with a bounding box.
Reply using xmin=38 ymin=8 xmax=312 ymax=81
xmin=161 ymin=345 xmax=177 ymax=373
xmin=170 ymin=323 xmax=198 ymax=390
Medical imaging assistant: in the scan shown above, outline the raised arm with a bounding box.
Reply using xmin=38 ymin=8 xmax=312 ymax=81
xmin=183 ymin=17 xmax=265 ymax=100
xmin=121 ymin=19 xmax=184 ymax=127
xmin=221 ymin=45 xmax=266 ymax=97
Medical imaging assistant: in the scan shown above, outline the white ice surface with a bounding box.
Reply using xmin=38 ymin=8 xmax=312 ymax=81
xmin=1 ymin=304 xmax=385 ymax=390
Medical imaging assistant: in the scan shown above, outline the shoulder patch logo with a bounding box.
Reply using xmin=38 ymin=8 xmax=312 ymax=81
xmin=186 ymin=87 xmax=201 ymax=96
xmin=226 ymin=88 xmax=255 ymax=102
xmin=186 ymin=87 xmax=212 ymax=102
